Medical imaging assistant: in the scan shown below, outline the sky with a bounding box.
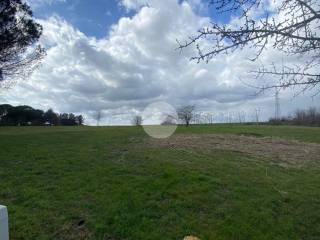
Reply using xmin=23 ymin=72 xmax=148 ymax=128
xmin=0 ymin=0 xmax=318 ymax=125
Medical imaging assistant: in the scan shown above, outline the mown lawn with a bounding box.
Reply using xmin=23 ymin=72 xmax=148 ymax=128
xmin=0 ymin=125 xmax=320 ymax=239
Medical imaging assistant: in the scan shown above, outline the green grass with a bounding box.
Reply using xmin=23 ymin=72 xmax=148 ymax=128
xmin=0 ymin=125 xmax=320 ymax=239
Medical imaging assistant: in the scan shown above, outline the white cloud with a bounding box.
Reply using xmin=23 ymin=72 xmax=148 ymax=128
xmin=120 ymin=0 xmax=206 ymax=12
xmin=1 ymin=0 xmax=317 ymax=125
xmin=120 ymin=0 xmax=149 ymax=10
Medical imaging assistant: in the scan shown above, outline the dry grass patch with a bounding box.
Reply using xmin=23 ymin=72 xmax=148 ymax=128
xmin=148 ymin=134 xmax=320 ymax=167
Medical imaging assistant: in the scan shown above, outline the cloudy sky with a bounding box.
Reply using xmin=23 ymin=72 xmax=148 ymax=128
xmin=0 ymin=0 xmax=318 ymax=125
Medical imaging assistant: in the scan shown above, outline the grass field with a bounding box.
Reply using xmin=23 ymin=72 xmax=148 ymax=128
xmin=1 ymin=125 xmax=320 ymax=239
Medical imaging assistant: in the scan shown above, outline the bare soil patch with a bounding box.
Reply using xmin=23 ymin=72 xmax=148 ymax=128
xmin=53 ymin=220 xmax=92 ymax=240
xmin=148 ymin=134 xmax=320 ymax=167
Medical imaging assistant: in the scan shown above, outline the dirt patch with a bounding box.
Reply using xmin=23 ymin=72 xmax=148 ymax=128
xmin=53 ymin=220 xmax=92 ymax=240
xmin=148 ymin=134 xmax=320 ymax=167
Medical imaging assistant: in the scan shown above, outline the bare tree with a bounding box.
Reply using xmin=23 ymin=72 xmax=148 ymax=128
xmin=208 ymin=113 xmax=215 ymax=124
xmin=177 ymin=0 xmax=320 ymax=93
xmin=132 ymin=115 xmax=143 ymax=126
xmin=293 ymin=107 xmax=320 ymax=125
xmin=241 ymin=111 xmax=247 ymax=123
xmin=161 ymin=114 xmax=177 ymax=125
xmin=238 ymin=112 xmax=243 ymax=123
xmin=177 ymin=105 xmax=195 ymax=126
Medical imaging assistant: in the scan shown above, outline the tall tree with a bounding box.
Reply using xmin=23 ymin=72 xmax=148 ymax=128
xmin=0 ymin=0 xmax=45 ymax=84
xmin=76 ymin=115 xmax=84 ymax=125
xmin=0 ymin=104 xmax=12 ymax=118
xmin=44 ymin=109 xmax=59 ymax=125
xmin=178 ymin=0 xmax=320 ymax=93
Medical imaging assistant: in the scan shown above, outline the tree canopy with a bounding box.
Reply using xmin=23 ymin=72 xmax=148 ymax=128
xmin=0 ymin=0 xmax=45 ymax=84
xmin=0 ymin=104 xmax=84 ymax=126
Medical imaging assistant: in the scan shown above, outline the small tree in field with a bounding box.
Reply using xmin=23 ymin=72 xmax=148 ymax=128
xmin=132 ymin=115 xmax=143 ymax=126
xmin=177 ymin=105 xmax=195 ymax=127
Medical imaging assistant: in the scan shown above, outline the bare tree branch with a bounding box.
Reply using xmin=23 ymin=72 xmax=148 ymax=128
xmin=178 ymin=0 xmax=320 ymax=94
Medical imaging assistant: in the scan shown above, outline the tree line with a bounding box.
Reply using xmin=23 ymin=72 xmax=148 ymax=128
xmin=270 ymin=107 xmax=320 ymax=127
xmin=0 ymin=104 xmax=84 ymax=126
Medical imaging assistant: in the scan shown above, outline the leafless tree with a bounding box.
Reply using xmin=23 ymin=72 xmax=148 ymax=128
xmin=241 ymin=111 xmax=247 ymax=123
xmin=271 ymin=107 xmax=320 ymax=125
xmin=193 ymin=112 xmax=201 ymax=124
xmin=177 ymin=105 xmax=195 ymax=126
xmin=132 ymin=115 xmax=143 ymax=126
xmin=207 ymin=113 xmax=215 ymax=124
xmin=177 ymin=0 xmax=320 ymax=94
xmin=293 ymin=107 xmax=320 ymax=125
xmin=161 ymin=114 xmax=177 ymax=125
xmin=238 ymin=112 xmax=243 ymax=123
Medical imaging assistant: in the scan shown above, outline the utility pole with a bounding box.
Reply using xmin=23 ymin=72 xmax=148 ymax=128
xmin=95 ymin=110 xmax=102 ymax=126
xmin=255 ymin=108 xmax=261 ymax=124
xmin=238 ymin=112 xmax=242 ymax=123
xmin=275 ymin=88 xmax=281 ymax=120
